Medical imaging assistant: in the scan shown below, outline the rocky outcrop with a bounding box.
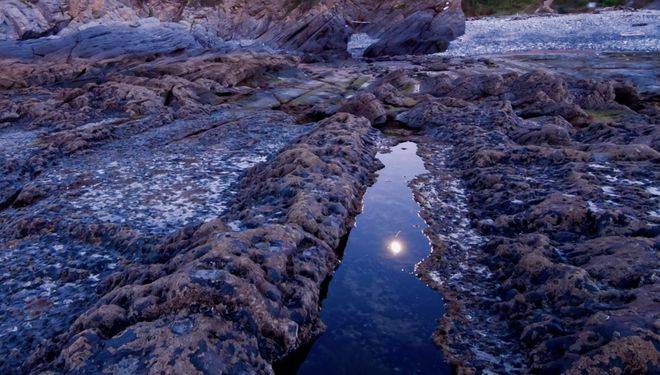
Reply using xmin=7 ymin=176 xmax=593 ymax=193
xmin=24 ymin=113 xmax=380 ymax=374
xmin=0 ymin=3 xmax=655 ymax=372
xmin=402 ymin=57 xmax=658 ymax=374
xmin=0 ymin=48 xmax=335 ymax=372
xmin=338 ymin=92 xmax=387 ymax=126
xmin=0 ymin=0 xmax=465 ymax=59
xmin=0 ymin=0 xmax=140 ymax=41
xmin=1 ymin=0 xmax=71 ymax=41
xmin=0 ymin=20 xmax=207 ymax=61
xmin=321 ymin=52 xmax=659 ymax=373
xmin=364 ymin=6 xmax=465 ymax=57
xmin=267 ymin=11 xmax=351 ymax=61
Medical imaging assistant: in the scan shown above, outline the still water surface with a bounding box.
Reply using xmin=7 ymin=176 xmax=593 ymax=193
xmin=294 ymin=141 xmax=449 ymax=374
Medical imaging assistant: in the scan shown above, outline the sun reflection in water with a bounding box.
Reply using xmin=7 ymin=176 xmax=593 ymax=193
xmin=388 ymin=239 xmax=403 ymax=255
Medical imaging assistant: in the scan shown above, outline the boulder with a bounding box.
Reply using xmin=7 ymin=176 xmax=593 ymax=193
xmin=364 ymin=7 xmax=465 ymax=57
xmin=422 ymin=73 xmax=506 ymax=100
xmin=0 ymin=0 xmax=69 ymax=40
xmin=338 ymin=92 xmax=387 ymax=126
xmin=369 ymin=70 xmax=421 ymax=107
xmin=0 ymin=21 xmax=204 ymax=61
xmin=272 ymin=12 xmax=352 ymax=61
xmin=514 ymin=116 xmax=574 ymax=147
xmin=509 ymin=70 xmax=572 ymax=104
xmin=507 ymin=71 xmax=591 ymax=126
xmin=570 ymin=79 xmax=616 ymax=110
xmin=585 ymin=143 xmax=660 ymax=162
xmin=396 ymin=100 xmax=447 ymax=130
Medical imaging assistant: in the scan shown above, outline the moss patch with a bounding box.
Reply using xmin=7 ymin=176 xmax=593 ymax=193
xmin=587 ymin=109 xmax=623 ymax=124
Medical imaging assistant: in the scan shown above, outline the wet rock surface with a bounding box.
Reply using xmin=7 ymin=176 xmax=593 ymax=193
xmin=0 ymin=6 xmax=659 ymax=374
xmin=0 ymin=40 xmax=386 ymax=371
xmin=386 ymin=53 xmax=659 ymax=373
xmin=23 ymin=113 xmax=381 ymax=374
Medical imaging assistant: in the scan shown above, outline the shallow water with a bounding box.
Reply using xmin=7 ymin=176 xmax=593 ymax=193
xmin=292 ymin=141 xmax=449 ymax=374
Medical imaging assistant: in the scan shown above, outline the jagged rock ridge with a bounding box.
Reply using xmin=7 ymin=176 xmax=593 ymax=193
xmin=1 ymin=0 xmax=465 ymax=58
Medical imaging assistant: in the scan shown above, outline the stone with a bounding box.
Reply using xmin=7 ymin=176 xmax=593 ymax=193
xmin=22 ymin=113 xmax=382 ymax=374
xmin=396 ymin=100 xmax=447 ymax=130
xmin=364 ymin=7 xmax=465 ymax=57
xmin=0 ymin=21 xmax=205 ymax=61
xmin=12 ymin=183 xmax=45 ymax=207
xmin=274 ymin=12 xmax=352 ymax=61
xmin=338 ymin=92 xmax=387 ymax=126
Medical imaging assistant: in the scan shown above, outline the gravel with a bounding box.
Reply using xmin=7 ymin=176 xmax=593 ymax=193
xmin=442 ymin=10 xmax=660 ymax=56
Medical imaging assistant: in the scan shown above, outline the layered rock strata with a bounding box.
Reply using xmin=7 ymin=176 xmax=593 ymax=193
xmin=1 ymin=0 xmax=465 ymax=58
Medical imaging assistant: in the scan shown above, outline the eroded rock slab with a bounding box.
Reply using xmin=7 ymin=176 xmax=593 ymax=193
xmin=364 ymin=6 xmax=465 ymax=57
xmin=378 ymin=54 xmax=659 ymax=373
xmin=0 ymin=47 xmax=377 ymax=371
xmin=24 ymin=113 xmax=380 ymax=374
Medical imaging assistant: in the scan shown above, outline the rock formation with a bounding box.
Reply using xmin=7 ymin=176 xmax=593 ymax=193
xmin=24 ymin=114 xmax=381 ymax=374
xmin=364 ymin=4 xmax=465 ymax=57
xmin=1 ymin=0 xmax=465 ymax=58
xmin=0 ymin=2 xmax=657 ymax=374
xmin=357 ymin=55 xmax=659 ymax=374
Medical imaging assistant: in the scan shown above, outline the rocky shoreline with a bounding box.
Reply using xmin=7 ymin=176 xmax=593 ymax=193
xmin=402 ymin=55 xmax=659 ymax=373
xmin=1 ymin=3 xmax=659 ymax=373
xmin=0 ymin=41 xmax=383 ymax=371
xmin=22 ymin=113 xmax=381 ymax=374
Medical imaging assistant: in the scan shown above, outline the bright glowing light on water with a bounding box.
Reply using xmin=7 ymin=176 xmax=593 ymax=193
xmin=388 ymin=239 xmax=403 ymax=255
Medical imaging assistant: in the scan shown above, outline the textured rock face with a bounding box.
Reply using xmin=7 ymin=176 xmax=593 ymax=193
xmin=0 ymin=21 xmax=207 ymax=61
xmin=0 ymin=49 xmax=310 ymax=372
xmin=271 ymin=11 xmax=352 ymax=61
xmin=353 ymin=54 xmax=659 ymax=374
xmin=0 ymin=36 xmax=398 ymax=373
xmin=0 ymin=38 xmax=390 ymax=370
xmin=0 ymin=3 xmax=656 ymax=373
xmin=338 ymin=92 xmax=387 ymax=126
xmin=24 ymin=113 xmax=381 ymax=374
xmin=364 ymin=7 xmax=466 ymax=57
xmin=0 ymin=0 xmax=139 ymax=41
xmin=0 ymin=0 xmax=465 ymax=58
xmin=1 ymin=0 xmax=70 ymax=40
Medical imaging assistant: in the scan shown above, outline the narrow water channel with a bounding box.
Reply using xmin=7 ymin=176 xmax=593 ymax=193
xmin=290 ymin=141 xmax=449 ymax=374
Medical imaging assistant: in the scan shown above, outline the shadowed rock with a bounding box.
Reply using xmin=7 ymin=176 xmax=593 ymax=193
xmin=270 ymin=12 xmax=352 ymax=61
xmin=1 ymin=0 xmax=466 ymax=60
xmin=364 ymin=6 xmax=465 ymax=57
xmin=0 ymin=21 xmax=206 ymax=61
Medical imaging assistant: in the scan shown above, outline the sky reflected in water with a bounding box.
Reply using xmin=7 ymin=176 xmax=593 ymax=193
xmin=294 ymin=141 xmax=449 ymax=375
